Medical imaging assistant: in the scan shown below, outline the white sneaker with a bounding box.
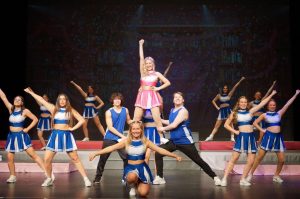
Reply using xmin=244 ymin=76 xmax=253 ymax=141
xmin=220 ymin=178 xmax=227 ymax=187
xmin=214 ymin=176 xmax=222 ymax=186
xmin=51 ymin=172 xmax=55 ymax=181
xmin=129 ymin=187 xmax=136 ymax=196
xmin=41 ymin=177 xmax=53 ymax=187
xmin=273 ymin=176 xmax=283 ymax=183
xmin=205 ymin=135 xmax=214 ymax=141
xmin=152 ymin=176 xmax=166 ymax=185
xmin=82 ymin=137 xmax=90 ymax=141
xmin=240 ymin=179 xmax=251 ymax=186
xmin=246 ymin=174 xmax=252 ymax=182
xmin=6 ymin=175 xmax=16 ymax=183
xmin=84 ymin=177 xmax=92 ymax=187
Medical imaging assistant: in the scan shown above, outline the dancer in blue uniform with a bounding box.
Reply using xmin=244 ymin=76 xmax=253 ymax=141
xmin=154 ymin=92 xmax=222 ymax=186
xmin=220 ymin=90 xmax=277 ymax=186
xmin=93 ymin=92 xmax=132 ymax=184
xmin=33 ymin=93 xmax=52 ymax=150
xmin=205 ymin=77 xmax=246 ymax=141
xmin=247 ymin=89 xmax=300 ymax=183
xmin=89 ymin=121 xmax=181 ymax=197
xmin=70 ymin=81 xmax=105 ymax=141
xmin=249 ymin=80 xmax=276 ymax=144
xmin=0 ymin=88 xmax=45 ymax=183
xmin=24 ymin=87 xmax=92 ymax=187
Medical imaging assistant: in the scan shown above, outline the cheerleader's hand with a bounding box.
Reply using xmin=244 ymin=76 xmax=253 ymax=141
xmin=176 ymin=156 xmax=182 ymax=162
xmin=158 ymin=126 xmax=165 ymax=132
xmin=262 ymin=129 xmax=267 ymax=133
xmin=160 ymin=137 xmax=169 ymax=144
xmin=89 ymin=152 xmax=97 ymax=161
xmin=23 ymin=128 xmax=29 ymax=133
xmin=234 ymin=130 xmax=240 ymax=135
xmin=151 ymin=86 xmax=159 ymax=92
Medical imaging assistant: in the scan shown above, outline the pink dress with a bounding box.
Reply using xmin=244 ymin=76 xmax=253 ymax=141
xmin=135 ymin=72 xmax=162 ymax=109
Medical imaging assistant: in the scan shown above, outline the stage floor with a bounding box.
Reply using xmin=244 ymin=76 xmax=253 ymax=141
xmin=0 ymin=170 xmax=299 ymax=199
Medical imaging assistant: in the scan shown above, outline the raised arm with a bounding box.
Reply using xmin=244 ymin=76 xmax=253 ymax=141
xmin=158 ymin=108 xmax=188 ymax=132
xmin=70 ymin=108 xmax=85 ymax=131
xmin=89 ymin=141 xmax=125 ymax=161
xmin=95 ymin=95 xmax=105 ymax=109
xmin=0 ymin=88 xmax=13 ymax=113
xmin=262 ymin=80 xmax=276 ymax=100
xmin=212 ymin=94 xmax=220 ymax=110
xmin=147 ymin=140 xmax=181 ymax=161
xmin=224 ymin=113 xmax=239 ymax=135
xmin=105 ymin=110 xmax=127 ymax=139
xmin=253 ymin=114 xmax=266 ymax=133
xmin=24 ymin=87 xmax=55 ymax=113
xmin=155 ymin=72 xmax=171 ymax=92
xmin=249 ymin=90 xmax=277 ymax=114
xmin=23 ymin=109 xmax=38 ymax=133
xmin=278 ymin=89 xmax=300 ymax=116
xmin=228 ymin=76 xmax=246 ymax=97
xmin=70 ymin=81 xmax=87 ymax=98
xmin=139 ymin=39 xmax=145 ymax=76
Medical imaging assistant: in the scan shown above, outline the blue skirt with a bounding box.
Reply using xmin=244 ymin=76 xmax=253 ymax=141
xmin=46 ymin=129 xmax=77 ymax=152
xmin=83 ymin=106 xmax=98 ymax=118
xmin=217 ymin=107 xmax=231 ymax=120
xmin=37 ymin=116 xmax=51 ymax=131
xmin=124 ymin=162 xmax=153 ymax=184
xmin=233 ymin=132 xmax=257 ymax=153
xmin=144 ymin=126 xmax=160 ymax=145
xmin=260 ymin=130 xmax=286 ymax=152
xmin=5 ymin=131 xmax=32 ymax=152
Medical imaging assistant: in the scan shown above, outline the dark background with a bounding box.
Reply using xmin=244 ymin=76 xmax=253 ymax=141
xmin=0 ymin=0 xmax=299 ymax=141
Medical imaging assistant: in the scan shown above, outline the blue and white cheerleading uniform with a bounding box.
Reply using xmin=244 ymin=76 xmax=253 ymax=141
xmin=143 ymin=109 xmax=160 ymax=145
xmin=37 ymin=105 xmax=51 ymax=131
xmin=124 ymin=140 xmax=153 ymax=184
xmin=5 ymin=110 xmax=32 ymax=152
xmin=233 ymin=110 xmax=257 ymax=153
xmin=260 ymin=112 xmax=285 ymax=152
xmin=46 ymin=108 xmax=77 ymax=152
xmin=83 ymin=95 xmax=98 ymax=118
xmin=217 ymin=94 xmax=232 ymax=120
xmin=169 ymin=107 xmax=194 ymax=145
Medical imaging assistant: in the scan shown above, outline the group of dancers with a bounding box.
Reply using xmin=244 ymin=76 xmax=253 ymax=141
xmin=0 ymin=39 xmax=299 ymax=197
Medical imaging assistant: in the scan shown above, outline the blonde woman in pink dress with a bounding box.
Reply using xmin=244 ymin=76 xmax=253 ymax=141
xmin=133 ymin=39 xmax=171 ymax=139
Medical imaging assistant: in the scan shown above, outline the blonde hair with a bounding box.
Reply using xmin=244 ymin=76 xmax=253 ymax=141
xmin=126 ymin=121 xmax=147 ymax=149
xmin=143 ymin=56 xmax=156 ymax=74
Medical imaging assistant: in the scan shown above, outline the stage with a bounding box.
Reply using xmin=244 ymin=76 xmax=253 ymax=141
xmin=0 ymin=170 xmax=299 ymax=199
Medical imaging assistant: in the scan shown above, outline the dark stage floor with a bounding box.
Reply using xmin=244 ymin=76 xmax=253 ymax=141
xmin=0 ymin=170 xmax=299 ymax=199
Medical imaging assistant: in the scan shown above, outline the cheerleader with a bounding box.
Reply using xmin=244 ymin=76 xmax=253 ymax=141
xmin=33 ymin=93 xmax=52 ymax=150
xmin=133 ymin=39 xmax=171 ymax=138
xmin=220 ymin=90 xmax=277 ymax=186
xmin=0 ymin=88 xmax=45 ymax=183
xmin=70 ymin=81 xmax=105 ymax=141
xmin=247 ymin=89 xmax=300 ymax=183
xmin=89 ymin=121 xmax=181 ymax=197
xmin=205 ymin=77 xmax=245 ymax=141
xmin=24 ymin=87 xmax=92 ymax=187
xmin=249 ymin=81 xmax=276 ymax=144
